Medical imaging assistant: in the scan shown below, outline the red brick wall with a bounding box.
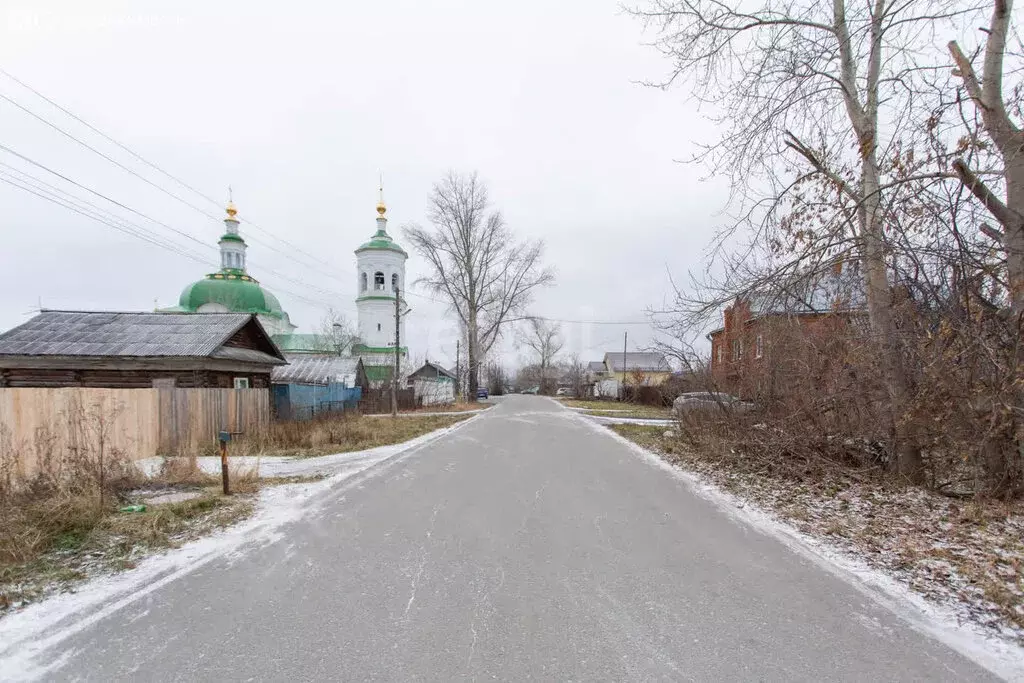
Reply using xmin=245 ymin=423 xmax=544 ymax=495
xmin=710 ymin=302 xmax=855 ymax=399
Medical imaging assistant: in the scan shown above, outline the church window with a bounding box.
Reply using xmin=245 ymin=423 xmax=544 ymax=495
xmin=374 ymin=271 xmax=385 ymax=291
xmin=377 ymin=323 xmax=381 ymax=332
xmin=392 ymin=273 xmax=399 ymax=292
xmin=360 ymin=273 xmax=367 ymax=292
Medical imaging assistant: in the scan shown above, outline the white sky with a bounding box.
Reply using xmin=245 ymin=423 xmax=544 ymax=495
xmin=0 ymin=0 xmax=725 ymax=370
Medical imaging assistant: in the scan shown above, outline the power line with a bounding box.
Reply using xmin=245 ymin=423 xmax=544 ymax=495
xmin=0 ymin=67 xmax=223 ymax=205
xmin=0 ymin=169 xmax=341 ymax=313
xmin=0 ymin=70 xmax=350 ymax=280
xmin=401 ymin=288 xmax=651 ymax=325
xmin=0 ymin=174 xmax=213 ymax=266
xmin=0 ymin=143 xmax=214 ymax=252
xmin=0 ymin=143 xmax=346 ymax=305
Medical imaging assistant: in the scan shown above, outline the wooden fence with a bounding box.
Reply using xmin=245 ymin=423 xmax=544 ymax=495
xmin=358 ymin=388 xmax=418 ymax=414
xmin=0 ymin=387 xmax=270 ymax=476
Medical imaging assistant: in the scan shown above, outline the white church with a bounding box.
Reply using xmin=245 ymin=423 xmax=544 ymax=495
xmin=348 ymin=191 xmax=410 ymax=384
xmin=166 ymin=187 xmax=415 ymax=388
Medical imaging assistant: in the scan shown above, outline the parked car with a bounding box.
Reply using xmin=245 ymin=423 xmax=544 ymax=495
xmin=476 ymin=387 xmax=489 ymax=399
xmin=555 ymin=387 xmax=572 ymax=396
xmin=522 ymin=386 xmax=539 ymax=395
xmin=672 ymin=391 xmax=752 ymax=415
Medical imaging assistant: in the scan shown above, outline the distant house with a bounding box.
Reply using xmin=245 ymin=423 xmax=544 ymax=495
xmin=0 ymin=311 xmax=286 ymax=388
xmin=707 ymin=262 xmax=866 ymax=398
xmin=270 ymin=354 xmax=368 ymax=420
xmin=271 ymin=355 xmax=368 ymax=390
xmin=601 ymin=351 xmax=672 ymax=386
xmin=408 ymin=361 xmax=456 ymax=406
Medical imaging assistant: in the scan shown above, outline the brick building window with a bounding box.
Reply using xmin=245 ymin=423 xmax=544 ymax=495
xmin=732 ymin=339 xmax=744 ymax=360
xmin=716 ymin=344 xmax=723 ymax=364
xmin=755 ymin=334 xmax=764 ymax=359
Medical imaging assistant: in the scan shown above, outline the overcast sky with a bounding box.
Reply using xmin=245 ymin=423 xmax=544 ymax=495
xmin=0 ymin=0 xmax=725 ymax=370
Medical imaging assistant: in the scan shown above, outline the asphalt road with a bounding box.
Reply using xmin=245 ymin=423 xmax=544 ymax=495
xmin=37 ymin=395 xmax=995 ymax=681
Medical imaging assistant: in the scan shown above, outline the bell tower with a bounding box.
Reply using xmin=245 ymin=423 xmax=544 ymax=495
xmin=353 ymin=183 xmax=407 ymax=354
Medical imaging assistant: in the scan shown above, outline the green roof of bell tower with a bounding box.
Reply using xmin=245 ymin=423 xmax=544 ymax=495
xmin=356 ymin=191 xmax=407 ymax=256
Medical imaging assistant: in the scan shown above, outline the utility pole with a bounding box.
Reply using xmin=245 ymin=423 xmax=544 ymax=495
xmin=621 ymin=331 xmax=628 ymax=401
xmin=393 ymin=288 xmax=401 ymax=417
xmin=455 ymin=339 xmax=461 ymax=400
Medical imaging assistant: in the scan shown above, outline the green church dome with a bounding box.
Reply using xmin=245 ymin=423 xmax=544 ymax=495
xmin=178 ymin=273 xmax=287 ymax=319
xmin=356 ymin=228 xmax=407 ymax=256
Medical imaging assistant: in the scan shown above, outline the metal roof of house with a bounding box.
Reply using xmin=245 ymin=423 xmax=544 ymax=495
xmin=750 ymin=265 xmax=866 ymax=317
xmin=357 ymin=352 xmax=400 ymax=367
xmin=0 ymin=310 xmax=285 ymax=363
xmin=271 ymin=354 xmax=362 ymax=385
xmin=602 ymin=352 xmax=671 ymax=373
xmin=411 ymin=361 xmax=456 ymax=381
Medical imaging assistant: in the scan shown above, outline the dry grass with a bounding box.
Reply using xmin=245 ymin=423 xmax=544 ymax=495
xmin=0 ymin=491 xmax=252 ymax=611
xmin=229 ymin=413 xmax=470 ymax=458
xmin=586 ymin=408 xmax=672 ymax=419
xmin=559 ymin=398 xmax=628 ymax=411
xmin=559 ymin=399 xmax=671 ymax=419
xmin=611 ymin=424 xmax=1024 ymax=642
xmin=401 ymin=402 xmax=484 ymax=413
xmin=0 ymin=405 xmax=260 ymax=614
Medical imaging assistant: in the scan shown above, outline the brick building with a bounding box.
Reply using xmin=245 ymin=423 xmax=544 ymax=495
xmin=707 ymin=263 xmax=865 ymax=398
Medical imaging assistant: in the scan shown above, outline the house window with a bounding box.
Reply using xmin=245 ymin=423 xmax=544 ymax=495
xmin=374 ymin=271 xmax=385 ymax=291
xmin=392 ymin=273 xmax=399 ymax=292
xmin=732 ymin=339 xmax=744 ymax=360
xmin=755 ymin=334 xmax=764 ymax=359
xmin=233 ymin=377 xmax=250 ymax=389
xmin=716 ymin=344 xmax=723 ymax=364
xmin=360 ymin=273 xmax=367 ymax=292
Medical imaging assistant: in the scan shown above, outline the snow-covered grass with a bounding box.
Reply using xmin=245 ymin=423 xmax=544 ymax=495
xmin=604 ymin=422 xmax=1024 ymax=680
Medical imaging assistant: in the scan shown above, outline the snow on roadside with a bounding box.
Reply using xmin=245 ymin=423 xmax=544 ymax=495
xmin=581 ymin=414 xmax=675 ymax=426
xmin=0 ymin=415 xmax=478 ymax=681
xmin=584 ymin=417 xmax=1024 ymax=682
xmin=135 ymin=416 xmax=476 ymax=478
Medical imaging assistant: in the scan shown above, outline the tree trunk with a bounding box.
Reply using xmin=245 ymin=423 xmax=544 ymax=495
xmin=467 ymin=310 xmax=479 ymax=402
xmin=861 ymin=146 xmax=924 ymax=482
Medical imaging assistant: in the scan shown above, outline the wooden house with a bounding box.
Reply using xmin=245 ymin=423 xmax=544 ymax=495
xmin=0 ymin=310 xmax=286 ymax=389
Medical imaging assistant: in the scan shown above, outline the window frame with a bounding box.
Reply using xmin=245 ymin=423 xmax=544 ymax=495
xmin=755 ymin=334 xmax=764 ymax=359
xmin=233 ymin=377 xmax=250 ymax=389
xmin=374 ymin=271 xmax=385 ymax=291
xmin=360 ymin=273 xmax=368 ymax=292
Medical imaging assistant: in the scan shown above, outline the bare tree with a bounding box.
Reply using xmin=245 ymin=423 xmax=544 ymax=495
xmin=404 ymin=172 xmax=554 ymax=401
xmin=562 ymin=353 xmax=587 ymax=397
xmin=630 ymin=0 xmax=986 ymax=481
xmin=948 ymin=0 xmax=1024 ymax=315
xmin=946 ymin=0 xmax=1024 ymax=488
xmin=518 ymin=318 xmax=564 ymax=393
xmin=312 ymin=308 xmax=357 ymax=356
